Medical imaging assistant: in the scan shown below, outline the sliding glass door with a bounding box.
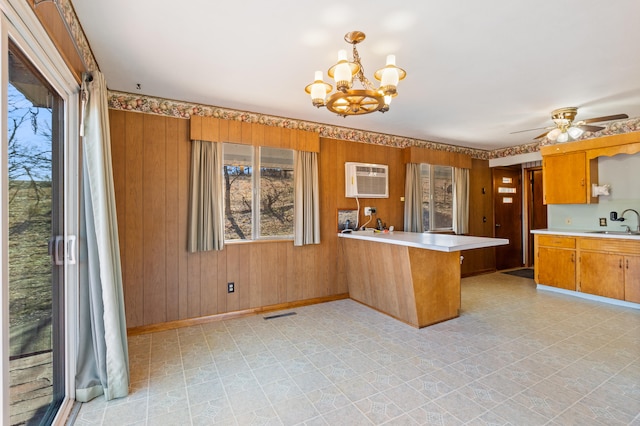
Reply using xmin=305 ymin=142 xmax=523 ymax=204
xmin=1 ymin=2 xmax=80 ymax=424
xmin=7 ymin=41 xmax=65 ymax=426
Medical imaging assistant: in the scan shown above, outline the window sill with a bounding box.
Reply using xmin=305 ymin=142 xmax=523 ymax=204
xmin=225 ymin=238 xmax=294 ymax=245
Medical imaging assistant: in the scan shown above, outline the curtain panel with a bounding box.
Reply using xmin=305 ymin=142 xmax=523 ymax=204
xmin=453 ymin=167 xmax=470 ymax=234
xmin=76 ymin=71 xmax=129 ymax=402
xmin=403 ymin=163 xmax=423 ymax=233
xmin=293 ymin=151 xmax=321 ymax=245
xmin=187 ymin=140 xmax=225 ymax=252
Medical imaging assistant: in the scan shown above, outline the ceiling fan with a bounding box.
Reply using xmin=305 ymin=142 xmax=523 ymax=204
xmin=512 ymin=107 xmax=629 ymax=142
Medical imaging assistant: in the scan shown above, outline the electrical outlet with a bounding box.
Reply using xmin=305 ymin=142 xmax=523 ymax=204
xmin=599 ymin=218 xmax=607 ymax=226
xmin=227 ymin=282 xmax=235 ymax=293
xmin=364 ymin=207 xmax=376 ymax=216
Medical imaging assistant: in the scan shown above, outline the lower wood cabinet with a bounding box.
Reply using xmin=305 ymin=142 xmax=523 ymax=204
xmin=624 ymin=255 xmax=640 ymax=303
xmin=535 ymin=234 xmax=640 ymax=304
xmin=535 ymin=235 xmax=576 ymax=290
xmin=579 ymin=251 xmax=624 ymax=299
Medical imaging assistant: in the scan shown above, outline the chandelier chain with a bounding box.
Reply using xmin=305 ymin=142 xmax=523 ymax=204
xmin=352 ymin=45 xmax=376 ymax=91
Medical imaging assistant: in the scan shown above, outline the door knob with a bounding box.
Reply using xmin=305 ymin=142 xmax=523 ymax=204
xmin=495 ymin=224 xmax=501 ymax=227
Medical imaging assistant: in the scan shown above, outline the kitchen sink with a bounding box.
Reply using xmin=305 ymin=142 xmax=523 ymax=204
xmin=588 ymin=230 xmax=640 ymax=235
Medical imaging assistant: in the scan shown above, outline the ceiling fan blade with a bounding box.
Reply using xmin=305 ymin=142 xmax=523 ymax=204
xmin=534 ymin=130 xmax=551 ymax=139
xmin=580 ymin=113 xmax=629 ymax=124
xmin=576 ymin=124 xmax=605 ymax=133
xmin=510 ymin=126 xmax=552 ymax=135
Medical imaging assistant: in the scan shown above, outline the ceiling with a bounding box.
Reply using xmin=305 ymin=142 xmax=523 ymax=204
xmin=70 ymin=0 xmax=640 ymax=151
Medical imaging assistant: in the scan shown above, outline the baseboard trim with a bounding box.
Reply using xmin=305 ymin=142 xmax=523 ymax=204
xmin=537 ymin=285 xmax=640 ymax=310
xmin=127 ymin=293 xmax=350 ymax=336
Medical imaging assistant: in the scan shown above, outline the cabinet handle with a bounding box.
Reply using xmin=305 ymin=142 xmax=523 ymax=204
xmin=627 ymin=259 xmax=629 ymax=269
xmin=619 ymin=259 xmax=623 ymax=268
xmin=580 ymin=178 xmax=585 ymax=186
xmin=571 ymin=253 xmax=575 ymax=263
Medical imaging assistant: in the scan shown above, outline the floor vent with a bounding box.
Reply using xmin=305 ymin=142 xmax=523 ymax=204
xmin=263 ymin=312 xmax=297 ymax=320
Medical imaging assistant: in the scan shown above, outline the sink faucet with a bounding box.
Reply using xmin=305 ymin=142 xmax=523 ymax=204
xmin=620 ymin=209 xmax=640 ymax=232
xmin=621 ymin=225 xmax=631 ymax=233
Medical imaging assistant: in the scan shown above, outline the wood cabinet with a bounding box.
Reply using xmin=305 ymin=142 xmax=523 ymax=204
xmin=535 ymin=233 xmax=640 ymax=304
xmin=624 ymin=255 xmax=640 ymax=303
xmin=535 ymin=235 xmax=576 ymax=290
xmin=542 ymin=152 xmax=597 ymax=204
xmin=540 ymin=132 xmax=640 ymax=205
xmin=579 ymin=251 xmax=624 ymax=299
xmin=579 ymin=237 xmax=640 ymax=303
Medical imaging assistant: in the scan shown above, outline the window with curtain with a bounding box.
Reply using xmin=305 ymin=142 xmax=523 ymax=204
xmin=420 ymin=164 xmax=453 ymax=231
xmin=222 ymin=143 xmax=294 ymax=240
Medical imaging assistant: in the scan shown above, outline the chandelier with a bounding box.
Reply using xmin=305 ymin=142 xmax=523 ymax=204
xmin=304 ymin=31 xmax=406 ymax=117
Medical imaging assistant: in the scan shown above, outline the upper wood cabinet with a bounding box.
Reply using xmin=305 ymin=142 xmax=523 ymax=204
xmin=540 ymin=132 xmax=640 ymax=205
xmin=542 ymin=152 xmax=597 ymax=204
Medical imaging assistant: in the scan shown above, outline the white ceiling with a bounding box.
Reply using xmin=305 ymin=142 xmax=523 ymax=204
xmin=71 ymin=0 xmax=640 ymax=151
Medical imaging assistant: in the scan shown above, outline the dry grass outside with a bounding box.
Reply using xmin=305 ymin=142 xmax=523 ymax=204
xmin=8 ymin=180 xmax=52 ymax=357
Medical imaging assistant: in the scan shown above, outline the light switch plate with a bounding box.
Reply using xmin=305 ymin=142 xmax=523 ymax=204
xmin=599 ymin=218 xmax=607 ymax=226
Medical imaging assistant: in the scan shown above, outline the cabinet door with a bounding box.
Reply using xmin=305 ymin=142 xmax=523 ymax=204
xmin=543 ymin=152 xmax=586 ymax=204
xmin=624 ymin=255 xmax=640 ymax=303
xmin=580 ymin=251 xmax=624 ymax=299
xmin=537 ymin=247 xmax=576 ymax=290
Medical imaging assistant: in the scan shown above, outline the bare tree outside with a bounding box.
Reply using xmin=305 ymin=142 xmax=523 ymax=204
xmin=7 ymin=83 xmax=53 ymax=357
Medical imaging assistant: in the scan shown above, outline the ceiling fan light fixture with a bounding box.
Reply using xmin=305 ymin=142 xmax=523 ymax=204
xmin=305 ymin=31 xmax=406 ymax=116
xmin=556 ymin=131 xmax=569 ymax=143
xmin=567 ymin=126 xmax=584 ymax=140
xmin=547 ymin=128 xmax=562 ymax=141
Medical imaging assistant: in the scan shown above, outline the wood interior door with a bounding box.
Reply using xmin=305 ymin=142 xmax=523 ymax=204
xmin=527 ymin=168 xmax=547 ymax=266
xmin=493 ymin=167 xmax=523 ymax=270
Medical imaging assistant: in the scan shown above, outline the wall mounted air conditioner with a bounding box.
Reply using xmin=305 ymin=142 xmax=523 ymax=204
xmin=345 ymin=162 xmax=389 ymax=198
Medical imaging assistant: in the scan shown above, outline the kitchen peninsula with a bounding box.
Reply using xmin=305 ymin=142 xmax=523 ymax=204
xmin=338 ymin=231 xmax=508 ymax=328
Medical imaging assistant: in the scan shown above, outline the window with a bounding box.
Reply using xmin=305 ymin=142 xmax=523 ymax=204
xmin=223 ymin=143 xmax=294 ymax=240
xmin=420 ymin=164 xmax=453 ymax=231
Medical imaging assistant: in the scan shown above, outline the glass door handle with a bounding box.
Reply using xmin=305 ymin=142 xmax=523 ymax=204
xmin=67 ymin=235 xmax=76 ymax=265
xmin=49 ymin=235 xmax=77 ymax=265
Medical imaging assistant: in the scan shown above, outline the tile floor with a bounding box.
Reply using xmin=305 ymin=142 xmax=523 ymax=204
xmin=73 ymin=272 xmax=640 ymax=425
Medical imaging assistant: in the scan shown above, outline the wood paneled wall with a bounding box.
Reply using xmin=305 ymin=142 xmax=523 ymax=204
xmin=110 ymin=110 xmax=407 ymax=328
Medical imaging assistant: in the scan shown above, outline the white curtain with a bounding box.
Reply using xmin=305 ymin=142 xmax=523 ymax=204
xmin=453 ymin=167 xmax=470 ymax=234
xmin=404 ymin=163 xmax=423 ymax=233
xmin=187 ymin=140 xmax=225 ymax=252
xmin=293 ymin=151 xmax=320 ymax=246
xmin=76 ymin=71 xmax=129 ymax=402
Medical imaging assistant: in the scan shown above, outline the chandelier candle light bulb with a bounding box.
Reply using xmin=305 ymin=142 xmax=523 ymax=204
xmin=333 ymin=50 xmax=355 ymax=92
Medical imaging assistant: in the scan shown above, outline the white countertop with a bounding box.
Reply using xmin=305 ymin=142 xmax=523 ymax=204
xmin=338 ymin=230 xmax=509 ymax=252
xmin=531 ymin=229 xmax=640 ymax=240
